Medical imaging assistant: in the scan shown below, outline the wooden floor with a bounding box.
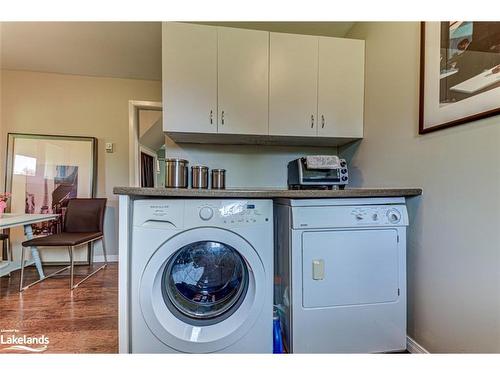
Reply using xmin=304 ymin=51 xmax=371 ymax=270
xmin=0 ymin=263 xmax=118 ymax=354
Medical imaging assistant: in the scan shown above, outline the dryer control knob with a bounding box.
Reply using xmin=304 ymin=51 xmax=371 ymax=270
xmin=387 ymin=209 xmax=401 ymax=224
xmin=199 ymin=207 xmax=214 ymax=221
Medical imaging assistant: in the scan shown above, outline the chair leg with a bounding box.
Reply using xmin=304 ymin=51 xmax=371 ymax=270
xmin=6 ymin=237 xmax=12 ymax=277
xmin=89 ymin=242 xmax=94 ymax=267
xmin=71 ymin=238 xmax=108 ymax=289
xmin=68 ymin=246 xmax=74 ymax=290
xmin=19 ymin=246 xmax=71 ymax=292
xmin=102 ymin=236 xmax=108 ymax=265
xmin=19 ymin=247 xmax=26 ymax=292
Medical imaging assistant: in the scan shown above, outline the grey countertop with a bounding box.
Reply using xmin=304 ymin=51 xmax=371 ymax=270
xmin=113 ymin=186 xmax=422 ymax=198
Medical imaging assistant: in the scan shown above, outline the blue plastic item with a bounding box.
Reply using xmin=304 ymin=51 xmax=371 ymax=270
xmin=273 ymin=307 xmax=284 ymax=353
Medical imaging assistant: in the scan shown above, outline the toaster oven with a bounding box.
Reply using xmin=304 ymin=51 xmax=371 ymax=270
xmin=287 ymin=156 xmax=348 ymax=190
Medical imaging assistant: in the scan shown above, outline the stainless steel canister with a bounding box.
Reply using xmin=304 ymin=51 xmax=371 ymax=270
xmin=211 ymin=169 xmax=226 ymax=189
xmin=191 ymin=165 xmax=209 ymax=189
xmin=165 ymin=158 xmax=189 ymax=188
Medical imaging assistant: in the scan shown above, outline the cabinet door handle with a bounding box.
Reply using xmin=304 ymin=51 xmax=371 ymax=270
xmin=221 ymin=110 xmax=225 ymax=125
xmin=209 ymin=110 xmax=213 ymax=125
xmin=311 ymin=114 xmax=314 ymax=128
xmin=321 ymin=115 xmax=325 ymax=128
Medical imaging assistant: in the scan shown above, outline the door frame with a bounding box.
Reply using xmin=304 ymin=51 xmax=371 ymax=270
xmin=128 ymin=100 xmax=162 ymax=187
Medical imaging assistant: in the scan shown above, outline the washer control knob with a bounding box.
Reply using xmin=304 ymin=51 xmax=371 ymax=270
xmin=387 ymin=209 xmax=401 ymax=224
xmin=355 ymin=213 xmax=363 ymax=221
xmin=372 ymin=213 xmax=378 ymax=221
xmin=199 ymin=206 xmax=214 ymax=221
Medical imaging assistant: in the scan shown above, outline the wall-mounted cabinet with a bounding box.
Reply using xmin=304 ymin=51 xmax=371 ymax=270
xmin=269 ymin=32 xmax=319 ymax=137
xmin=162 ymin=22 xmax=365 ymax=147
xmin=317 ymin=36 xmax=364 ymax=138
xmin=163 ymin=22 xmax=218 ymax=134
xmin=217 ymin=27 xmax=269 ymax=135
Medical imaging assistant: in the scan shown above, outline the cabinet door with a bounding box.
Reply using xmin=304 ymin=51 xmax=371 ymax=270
xmin=162 ymin=22 xmax=217 ymax=134
xmin=318 ymin=37 xmax=364 ymax=138
xmin=269 ymin=32 xmax=318 ymax=137
xmin=217 ymin=27 xmax=269 ymax=135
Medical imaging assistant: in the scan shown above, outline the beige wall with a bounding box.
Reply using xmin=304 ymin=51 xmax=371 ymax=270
xmin=344 ymin=22 xmax=500 ymax=352
xmin=0 ymin=70 xmax=162 ymax=256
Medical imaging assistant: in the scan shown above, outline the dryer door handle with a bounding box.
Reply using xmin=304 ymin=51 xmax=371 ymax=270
xmin=312 ymin=259 xmax=325 ymax=280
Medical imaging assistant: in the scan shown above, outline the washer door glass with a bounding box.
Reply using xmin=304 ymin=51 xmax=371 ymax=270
xmin=163 ymin=241 xmax=248 ymax=321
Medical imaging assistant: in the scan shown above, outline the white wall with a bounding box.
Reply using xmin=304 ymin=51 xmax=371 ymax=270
xmin=344 ymin=22 xmax=500 ymax=352
xmin=166 ymin=138 xmax=337 ymax=188
xmin=1 ymin=70 xmax=161 ymax=258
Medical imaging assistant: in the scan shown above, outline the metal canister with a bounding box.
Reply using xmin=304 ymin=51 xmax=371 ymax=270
xmin=191 ymin=165 xmax=209 ymax=189
xmin=211 ymin=169 xmax=226 ymax=190
xmin=165 ymin=158 xmax=189 ymax=188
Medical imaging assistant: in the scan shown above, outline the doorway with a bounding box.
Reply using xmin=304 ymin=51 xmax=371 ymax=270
xmin=128 ymin=100 xmax=163 ymax=187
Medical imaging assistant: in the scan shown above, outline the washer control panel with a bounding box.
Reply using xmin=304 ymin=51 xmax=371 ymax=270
xmin=134 ymin=199 xmax=273 ymax=228
xmin=192 ymin=200 xmax=272 ymax=227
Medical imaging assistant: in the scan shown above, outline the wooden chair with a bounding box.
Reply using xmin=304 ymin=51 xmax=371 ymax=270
xmin=20 ymin=198 xmax=108 ymax=291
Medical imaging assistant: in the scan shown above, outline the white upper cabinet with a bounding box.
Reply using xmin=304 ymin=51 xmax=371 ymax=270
xmin=163 ymin=22 xmax=217 ymax=134
xmin=217 ymin=27 xmax=269 ymax=135
xmin=317 ymin=37 xmax=365 ymax=138
xmin=162 ymin=22 xmax=365 ymax=146
xmin=269 ymin=32 xmax=319 ymax=137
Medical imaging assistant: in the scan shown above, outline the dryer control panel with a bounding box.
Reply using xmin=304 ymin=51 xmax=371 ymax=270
xmin=292 ymin=204 xmax=408 ymax=229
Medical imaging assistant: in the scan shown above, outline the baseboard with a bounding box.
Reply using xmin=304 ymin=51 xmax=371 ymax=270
xmin=93 ymin=255 xmax=118 ymax=263
xmin=407 ymin=336 xmax=430 ymax=354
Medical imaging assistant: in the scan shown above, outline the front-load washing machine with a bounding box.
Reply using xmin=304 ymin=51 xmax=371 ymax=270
xmin=130 ymin=199 xmax=273 ymax=353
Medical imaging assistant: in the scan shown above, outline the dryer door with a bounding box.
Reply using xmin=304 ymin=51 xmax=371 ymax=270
xmin=139 ymin=227 xmax=266 ymax=353
xmin=302 ymin=229 xmax=400 ymax=308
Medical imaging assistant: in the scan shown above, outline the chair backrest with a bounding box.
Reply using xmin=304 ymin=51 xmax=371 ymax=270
xmin=63 ymin=198 xmax=107 ymax=233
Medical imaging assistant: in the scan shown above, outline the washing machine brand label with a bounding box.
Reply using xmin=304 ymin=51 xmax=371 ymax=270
xmin=150 ymin=204 xmax=170 ymax=209
xmin=149 ymin=204 xmax=170 ymax=216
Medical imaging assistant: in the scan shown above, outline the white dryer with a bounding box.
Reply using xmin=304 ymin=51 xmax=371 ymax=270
xmin=274 ymin=198 xmax=409 ymax=353
xmin=130 ymin=199 xmax=273 ymax=353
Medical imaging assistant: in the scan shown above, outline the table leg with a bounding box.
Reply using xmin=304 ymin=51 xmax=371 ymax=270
xmin=23 ymin=224 xmax=45 ymax=278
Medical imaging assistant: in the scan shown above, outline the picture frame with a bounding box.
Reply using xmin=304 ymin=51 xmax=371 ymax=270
xmin=419 ymin=22 xmax=500 ymax=134
xmin=4 ymin=133 xmax=97 ymax=264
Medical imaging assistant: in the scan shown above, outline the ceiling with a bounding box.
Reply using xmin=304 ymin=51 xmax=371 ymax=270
xmin=0 ymin=22 xmax=162 ymax=80
xmin=196 ymin=22 xmax=355 ymax=38
xmin=0 ymin=22 xmax=355 ymax=81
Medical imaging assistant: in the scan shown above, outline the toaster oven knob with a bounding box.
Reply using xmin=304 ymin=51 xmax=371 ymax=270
xmin=199 ymin=206 xmax=214 ymax=221
xmin=341 ymin=176 xmax=348 ymax=181
xmin=341 ymin=169 xmax=347 ymax=174
xmin=340 ymin=161 xmax=346 ymax=167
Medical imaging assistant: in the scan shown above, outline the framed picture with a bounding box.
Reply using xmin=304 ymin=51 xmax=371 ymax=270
xmin=4 ymin=133 xmax=97 ymax=263
xmin=419 ymin=22 xmax=500 ymax=134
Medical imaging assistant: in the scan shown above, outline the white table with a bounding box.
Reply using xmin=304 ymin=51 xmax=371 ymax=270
xmin=0 ymin=213 xmax=60 ymax=279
